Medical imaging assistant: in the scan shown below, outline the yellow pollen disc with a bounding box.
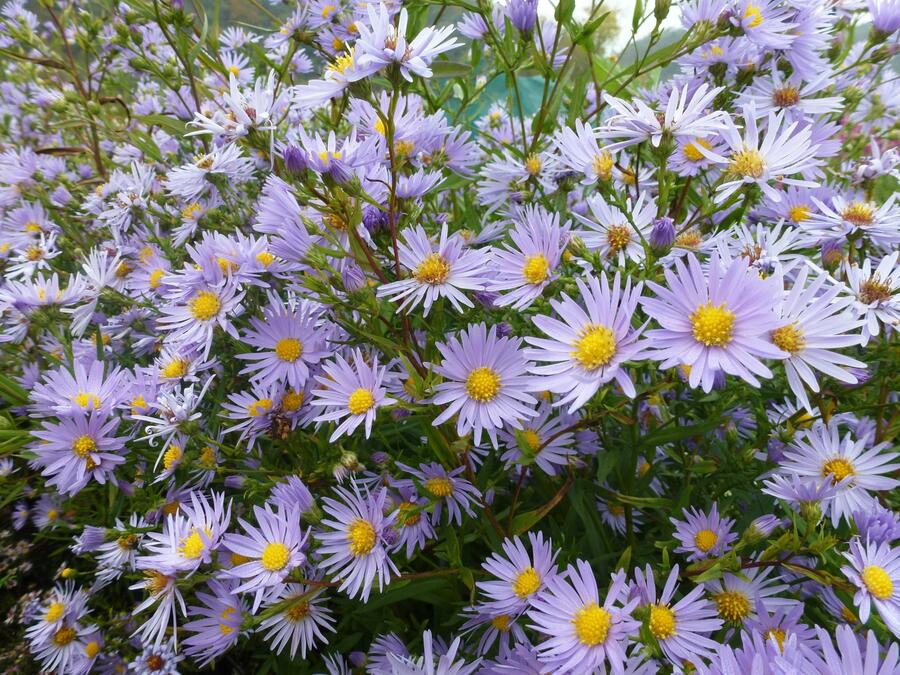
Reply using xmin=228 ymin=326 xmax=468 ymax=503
xmin=179 ymin=529 xmax=209 ymax=559
xmin=347 ymin=388 xmax=375 ymax=415
xmin=573 ymin=603 xmax=612 ymax=646
xmin=690 ymin=302 xmax=735 ymax=347
xmin=522 ymin=429 xmax=542 ymax=452
xmin=61 ymin=566 xmax=76 ymax=577
xmin=146 ymin=655 xmax=164 ymax=670
xmin=25 ymin=245 xmax=43 ymax=261
xmin=425 ymin=477 xmax=453 ymax=498
xmin=729 ymin=148 xmax=765 ymax=178
xmin=74 ymin=392 xmax=101 ymax=409
xmin=286 ymin=601 xmax=310 ymax=621
xmin=395 ymin=140 xmax=415 ymax=157
xmin=491 ymin=614 xmax=512 ymax=631
xmin=329 ymin=50 xmax=354 ymax=75
xmin=524 ymin=154 xmax=542 ymax=176
xmin=765 ymin=628 xmax=786 ymax=652
xmin=145 ymin=570 xmax=170 ymax=595
xmin=281 ymin=390 xmax=305 ymax=412
xmin=398 ymin=501 xmax=421 ymax=526
xmin=606 ymin=225 xmax=632 ymax=254
xmin=53 ymin=627 xmax=77 ymax=646
xmin=189 ymin=290 xmax=221 ymax=321
xmin=149 ymin=268 xmax=165 ymax=289
xmin=115 ymin=261 xmax=132 ymax=278
xmin=714 ymin=591 xmax=751 ymax=622
xmin=248 ymin=398 xmax=273 ymax=417
xmin=195 ymin=154 xmax=214 ymax=169
xmin=47 ymin=508 xmax=59 ymax=521
xmin=131 ymin=395 xmax=148 ymax=415
xmin=24 ymin=221 xmax=42 ymax=233
xmin=593 ymin=151 xmax=613 ymax=180
xmin=694 ymin=529 xmax=718 ymax=552
xmin=374 ymin=118 xmax=386 ymax=136
xmin=649 ymin=604 xmax=677 ymax=639
xmin=414 ymin=252 xmax=450 ymax=285
xmin=822 ymin=457 xmax=855 ymax=484
xmin=744 ymin=4 xmax=763 ymax=27
xmin=332 ymin=37 xmax=344 ymax=50
xmin=72 ymin=435 xmax=96 ymax=458
xmin=608 ymin=503 xmax=624 ymax=517
xmin=573 ymin=324 xmax=617 ymax=370
xmin=163 ymin=445 xmax=182 ymax=471
xmin=161 ymin=358 xmax=188 ymax=378
xmin=512 ymin=567 xmax=541 ymax=598
xmin=639 ymin=460 xmax=652 ymax=477
xmin=772 ymin=86 xmax=800 ymax=107
xmin=228 ymin=65 xmax=240 ymax=76
xmin=45 ymin=602 xmax=66 ymax=623
xmin=275 ymin=337 xmax=303 ymax=362
xmin=859 ymin=277 xmax=892 ymax=305
xmin=199 ymin=446 xmax=217 ymax=469
xmin=219 ymin=624 xmax=234 ymax=635
xmin=182 ymin=202 xmax=202 ymax=219
xmin=347 ymin=518 xmax=377 ymax=556
xmin=256 ymin=251 xmax=275 ymax=267
xmin=117 ymin=534 xmax=138 ymax=550
xmin=788 ymin=205 xmax=810 ymax=223
xmin=465 ymin=367 xmax=501 ymax=402
xmin=676 ymin=230 xmax=702 ymax=248
xmin=772 ymin=323 xmax=805 ymax=354
xmin=842 ymin=201 xmax=875 ymax=226
xmin=522 ymin=254 xmax=550 ymax=284
xmin=261 ymin=542 xmax=291 ymax=571
xmin=683 ymin=138 xmax=712 ymax=162
xmin=217 ymin=257 xmax=239 ymax=274
xmin=862 ymin=565 xmax=894 ymax=600
xmin=321 ymin=3 xmax=336 ymax=17
xmin=84 ymin=640 xmax=101 ymax=658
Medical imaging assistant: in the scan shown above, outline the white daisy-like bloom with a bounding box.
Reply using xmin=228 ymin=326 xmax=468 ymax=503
xmin=129 ymin=570 xmax=186 ymax=647
xmin=698 ymin=103 xmax=821 ymax=204
xmin=258 ymin=583 xmax=337 ymax=659
xmin=713 ymin=220 xmax=803 ymax=278
xmin=188 ymin=72 xmax=285 ymax=142
xmin=551 ymin=119 xmax=615 ymax=184
xmin=94 ymin=514 xmax=148 ymax=588
xmin=599 ymin=82 xmax=728 ymax=151
xmin=841 ymin=537 xmax=900 ymax=637
xmin=388 ymin=630 xmax=481 ymax=675
xmin=772 ymin=266 xmax=866 ymax=412
xmin=573 ymin=192 xmax=656 ymax=266
xmin=778 ymin=420 xmax=900 ymax=527
xmin=737 ymin=70 xmax=844 ymax=121
xmin=804 ymin=193 xmax=900 ymax=249
xmin=163 ymin=142 xmax=255 ymax=202
xmin=843 ymin=251 xmax=900 ymax=344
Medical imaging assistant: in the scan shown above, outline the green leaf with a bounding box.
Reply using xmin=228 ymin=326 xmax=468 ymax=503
xmin=430 ymin=61 xmax=472 ymax=79
xmin=615 ymin=546 xmax=632 ymax=572
xmin=631 ymin=0 xmax=643 ymax=32
xmin=638 ymin=416 xmax=723 ymax=450
xmin=137 ymin=114 xmax=187 ymax=137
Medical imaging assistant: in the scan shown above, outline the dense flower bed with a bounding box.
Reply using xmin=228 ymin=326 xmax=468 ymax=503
xmin=0 ymin=0 xmax=898 ymax=672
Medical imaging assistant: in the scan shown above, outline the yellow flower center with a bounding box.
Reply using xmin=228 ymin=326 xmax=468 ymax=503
xmin=261 ymin=542 xmax=291 ymax=571
xmin=744 ymin=4 xmax=763 ymax=27
xmin=286 ymin=601 xmax=310 ymax=621
xmin=694 ymin=529 xmax=718 ymax=552
xmin=690 ymin=302 xmax=735 ymax=347
xmin=859 ymin=277 xmax=892 ymax=305
xmin=522 ymin=429 xmax=542 ymax=452
xmin=25 ymin=245 xmax=43 ymax=261
xmin=117 ymin=534 xmax=138 ymax=550
xmin=649 ymin=604 xmax=677 ymax=639
xmin=413 ymin=253 xmax=450 ymax=285
xmin=199 ymin=446 xmax=217 ymax=469
xmin=772 ymin=323 xmax=805 ymax=354
xmin=179 ymin=528 xmax=210 ymax=559
xmin=248 ymin=398 xmax=273 ymax=417
xmin=522 ymin=254 xmax=550 ymax=284
xmin=328 ymin=50 xmax=355 ymax=75
xmin=512 ymin=567 xmax=541 ymax=598
xmin=347 ymin=388 xmax=375 ymax=415
xmin=729 ymin=148 xmax=765 ymax=178
xmin=593 ymin=151 xmax=613 ymax=180
xmin=862 ymin=565 xmax=894 ymax=600
xmin=788 ymin=205 xmax=810 ymax=223
xmin=281 ymin=390 xmax=304 ymax=412
xmin=45 ymin=602 xmax=66 ymax=623
xmin=573 ymin=324 xmax=617 ymax=370
xmin=573 ymin=603 xmax=612 ymax=646
xmin=347 ymin=518 xmax=376 ymax=556
xmin=374 ymin=118 xmax=386 ymax=136
xmin=525 ymin=154 xmax=542 ymax=176
xmin=74 ymin=392 xmax=101 ymax=409
xmin=683 ymin=138 xmax=712 ymax=162
xmin=425 ymin=477 xmax=453 ymax=498
xmin=160 ymin=358 xmax=188 ymax=378
xmin=189 ymin=290 xmax=221 ymax=321
xmin=395 ymin=140 xmax=415 ymax=157
xmin=714 ymin=590 xmax=751 ymax=623
xmin=256 ymin=251 xmax=275 ymax=267
xmin=131 ymin=395 xmax=148 ymax=416
xmin=842 ymin=201 xmax=875 ymax=226
xmin=84 ymin=640 xmax=101 ymax=658
xmin=772 ymin=86 xmax=800 ymax=107
xmin=491 ymin=614 xmax=512 ymax=631
xmin=398 ymin=501 xmax=421 ymax=526
xmin=822 ymin=457 xmax=855 ymax=484
xmin=148 ymin=268 xmax=165 ymax=289
xmin=465 ymin=367 xmax=501 ymax=402
xmin=676 ymin=230 xmax=702 ymax=249
xmin=72 ymin=435 xmax=96 ymax=458
xmin=275 ymin=337 xmax=303 ymax=362
xmin=765 ymin=628 xmax=786 ymax=652
xmin=606 ymin=225 xmax=632 ymax=254
xmin=47 ymin=508 xmax=59 ymax=521
xmin=53 ymin=627 xmax=76 ymax=646
xmin=163 ymin=445 xmax=182 ymax=471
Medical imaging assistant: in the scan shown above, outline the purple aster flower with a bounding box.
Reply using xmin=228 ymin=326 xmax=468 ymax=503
xmin=221 ymin=383 xmax=283 ymax=449
xmin=432 ymin=323 xmax=538 ymax=447
xmin=670 ymin=503 xmax=738 ymax=562
xmin=745 ymin=599 xmax=816 ymax=654
xmin=316 ymin=480 xmax=399 ymax=601
xmin=163 ymin=143 xmax=255 ymax=202
xmin=853 ymin=499 xmax=900 ymax=545
xmin=182 ymin=579 xmax=246 ymax=666
xmin=844 ymin=251 xmax=900 ymax=345
xmin=650 ymin=217 xmax=676 ymax=253
xmin=632 ymin=563 xmax=723 ymax=665
xmin=130 ymin=641 xmax=184 ymax=675
xmin=506 ymin=0 xmax=538 ymax=33
xmin=30 ymin=358 xmax=129 ymax=418
xmin=487 ymin=205 xmax=569 ymax=310
xmin=498 ymin=402 xmax=578 ymax=476
xmin=311 ymin=349 xmax=396 ymax=442
xmin=841 ymin=537 xmax=900 ymax=637
xmin=573 ymin=192 xmax=656 ymax=265
xmin=459 ymin=606 xmax=529 ymax=656
xmin=157 ymin=279 xmax=245 ymax=359
xmin=704 ymin=564 xmax=795 ymax=627
xmin=871 ymin=0 xmax=900 ymax=35
xmin=642 ymin=253 xmax=786 ymax=392
xmin=223 ymin=504 xmax=308 ymax=611
xmin=388 ymin=487 xmax=436 ymax=558
xmin=806 ymin=624 xmax=899 ymax=674
xmin=376 ymin=223 xmax=489 ymax=315
xmin=258 ymin=583 xmax=336 ymax=659
xmin=270 ymin=475 xmax=315 ymax=517
xmin=31 ymin=412 xmax=126 ymax=496
xmin=527 ymin=562 xmax=639 ymax=673
xmin=387 ymin=630 xmax=480 ymax=674
xmin=526 ymin=272 xmax=647 ymax=411
xmin=551 ymin=119 xmax=614 ymax=185
xmin=395 ymin=462 xmax=480 ymax=526
xmin=477 ymin=532 xmax=559 ymax=617
xmin=733 ymin=0 xmax=797 ymax=49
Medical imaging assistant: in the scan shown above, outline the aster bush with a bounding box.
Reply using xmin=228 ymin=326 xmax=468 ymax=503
xmin=0 ymin=0 xmax=899 ymax=673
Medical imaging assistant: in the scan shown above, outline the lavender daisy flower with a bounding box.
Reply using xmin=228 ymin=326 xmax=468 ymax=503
xmin=30 ymin=359 xmax=128 ymax=418
xmin=841 ymin=537 xmax=900 ymax=637
xmin=574 ymin=192 xmax=655 ymax=265
xmin=270 ymin=475 xmax=316 ymax=518
xmin=182 ymin=579 xmax=246 ymax=666
xmin=258 ymin=583 xmax=336 ymax=659
xmin=389 ymin=488 xmax=436 ymax=558
xmin=432 ymin=323 xmax=538 ymax=447
xmin=733 ymin=0 xmax=797 ymax=49
xmin=853 ymin=499 xmax=900 ymax=545
xmin=317 ymin=481 xmax=399 ymax=601
xmin=157 ymin=280 xmax=245 ymax=359
xmin=642 ymin=253 xmax=786 ymax=392
xmin=527 ymin=563 xmax=639 ymax=674
xmin=779 ymin=420 xmax=899 ymax=527
xmin=163 ymin=143 xmax=255 ymax=202
xmin=807 ymin=624 xmax=899 ymax=674
xmin=130 ymin=641 xmax=184 ymax=675
xmin=498 ymin=402 xmax=577 ymax=476
xmin=745 ymin=599 xmax=816 ymax=653
xmin=237 ymin=299 xmax=329 ymax=390
xmin=670 ymin=503 xmax=738 ymax=562
xmin=705 ymin=565 xmax=794 ymax=626
xmin=477 ymin=532 xmax=559 ymax=617
xmin=526 ymin=271 xmax=647 ymax=411
xmin=843 ymin=251 xmax=900 ymax=344
xmin=223 ymin=504 xmax=308 ymax=611
xmin=387 ymin=630 xmax=480 ymax=674
xmin=31 ymin=412 xmax=126 ymax=496
xmin=311 ymin=349 xmax=396 ymax=442
xmin=633 ymin=563 xmax=723 ymax=665
xmin=396 ymin=462 xmax=480 ymax=526
xmin=376 ymin=223 xmax=489 ymax=315
xmin=487 ymin=205 xmax=569 ymax=310
xmin=551 ymin=119 xmax=614 ymax=184
xmin=129 ymin=571 xmax=186 ymax=647
xmin=804 ymin=194 xmax=900 ymax=247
